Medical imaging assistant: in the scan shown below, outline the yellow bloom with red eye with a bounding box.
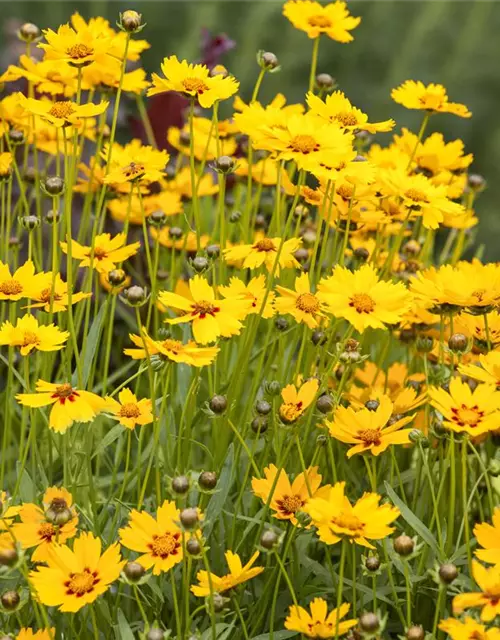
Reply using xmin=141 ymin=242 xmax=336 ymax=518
xmin=0 ymin=55 xmax=77 ymax=97
xmin=158 ymin=275 xmax=251 ymax=345
xmin=26 ymin=273 xmax=91 ymax=312
xmin=19 ymin=95 xmax=108 ymax=128
xmin=0 ymin=314 xmax=69 ymax=356
xmin=60 ymin=233 xmax=140 ymax=274
xmin=325 ymin=395 xmax=415 ymax=458
xmin=148 ymin=56 xmax=239 ymax=109
xmin=283 ymin=0 xmax=361 ymax=42
xmin=304 ymin=481 xmax=400 ymax=548
xmin=275 ymin=273 xmax=331 ymax=329
xmin=38 ymin=22 xmax=112 ymax=67
xmin=285 ymin=598 xmax=357 ymax=639
xmin=456 ymin=311 xmax=500 ymax=348
xmin=307 ymin=91 xmax=394 ymax=133
xmin=16 ymin=629 xmax=55 ymax=640
xmin=280 ymin=378 xmax=319 ymax=424
xmin=16 ymin=379 xmax=107 ymax=434
xmin=29 ymin=532 xmax=124 ymax=613
xmin=428 ymin=378 xmax=500 ymax=437
xmin=474 ymin=508 xmax=500 ymax=567
xmin=223 ymin=235 xmax=301 ymax=274
xmin=439 ymin=617 xmax=500 ymax=640
xmin=0 ymin=260 xmax=47 ymax=301
xmin=119 ymin=500 xmax=183 ymax=575
xmin=82 ymin=62 xmax=150 ymax=95
xmin=104 ymin=388 xmax=153 ymax=430
xmin=219 ymin=275 xmax=276 ymax=319
xmin=235 ymin=158 xmax=283 ymax=187
xmin=191 ymin=550 xmax=264 ymax=597
xmin=102 ymin=140 xmax=169 ymax=185
xmin=318 ymin=264 xmax=413 ymax=333
xmin=252 ymin=465 xmax=330 ymax=525
xmin=453 ymin=561 xmax=500 ymax=622
xmin=391 ymin=80 xmax=471 ymax=118
xmin=459 ymin=353 xmax=500 ymax=389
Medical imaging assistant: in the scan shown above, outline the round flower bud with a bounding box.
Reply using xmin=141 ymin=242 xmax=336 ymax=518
xmin=365 ymin=400 xmax=380 ymax=412
xmin=316 ymin=73 xmax=335 ymax=90
xmin=365 ymin=556 xmax=380 ymax=572
xmin=260 ymin=51 xmax=279 ymax=70
xmin=394 ymin=534 xmax=414 ymax=556
xmin=44 ymin=176 xmax=65 ymax=196
xmin=0 ymin=548 xmax=18 ymax=567
xmin=108 ymin=269 xmax=127 ymax=286
xmin=45 ymin=209 xmax=60 ymax=225
xmin=403 ymin=240 xmax=421 ymax=257
xmin=335 ymin=365 xmax=346 ymax=381
xmin=149 ymin=209 xmax=167 ymax=227
xmin=18 ymin=22 xmax=40 ymax=42
xmin=8 ymin=130 xmax=25 ymax=145
xmin=171 ymin=475 xmax=190 ymax=495
xmin=168 ymin=226 xmax=183 ymax=239
xmin=20 ymin=215 xmax=40 ymax=230
xmin=400 ymin=327 xmax=416 ymax=344
xmin=251 ymin=416 xmax=268 ymax=434
xmin=24 ymin=167 xmax=36 ymax=184
xmin=147 ymin=629 xmax=165 ymax=640
xmin=254 ymin=213 xmax=267 ymax=230
xmin=210 ymin=65 xmax=229 ymax=79
xmin=180 ymin=507 xmax=199 ymax=530
xmin=225 ymin=193 xmax=235 ymax=208
xmin=316 ymin=433 xmax=328 ymax=446
xmin=157 ymin=269 xmax=169 ymax=282
xmin=124 ymin=285 xmax=147 ymax=306
xmin=215 ymin=155 xmax=236 ymax=174
xmin=438 ymin=562 xmax=458 ymax=584
xmin=120 ymin=10 xmax=143 ymax=33
xmin=416 ymin=336 xmax=434 ymax=354
xmin=406 ymin=626 xmax=425 ymax=640
xmin=275 ymin=316 xmax=289 ymax=332
xmin=354 ymin=130 xmax=372 ymax=146
xmin=260 ymin=530 xmax=278 ymax=550
xmin=353 ymin=247 xmax=369 ymax=262
xmin=186 ymin=538 xmax=202 ymax=556
xmin=302 ymin=230 xmax=317 ymax=247
xmin=45 ymin=506 xmax=73 ymax=527
xmin=124 ymin=561 xmax=145 ymax=582
xmin=316 ymin=394 xmax=334 ymax=414
xmin=448 ymin=333 xmax=468 ymax=353
xmin=468 ymin=173 xmax=486 ymax=192
xmin=209 ymin=394 xmax=227 ymax=414
xmin=206 ymin=244 xmax=220 ymax=259
xmin=192 ymin=256 xmax=209 ymax=273
xmin=8 ymin=237 xmax=20 ymax=249
xmin=229 ymin=210 xmax=242 ymax=223
xmin=213 ymin=593 xmax=226 ymax=613
xmin=311 ymin=330 xmax=327 ymax=346
xmin=359 ymin=612 xmax=380 ymax=633
xmin=256 ymin=400 xmax=272 ymax=416
xmin=179 ymin=131 xmax=190 ymax=146
xmin=294 ymin=204 xmax=309 ymax=220
xmin=294 ymin=248 xmax=309 ymax=264
xmin=1 ymin=590 xmax=20 ymax=611
xmin=198 ymin=471 xmax=217 ymax=491
xmin=266 ymin=380 xmax=281 ymax=396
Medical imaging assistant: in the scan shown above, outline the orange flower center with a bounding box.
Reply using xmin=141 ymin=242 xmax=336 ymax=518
xmin=94 ymin=247 xmax=108 ymax=259
xmin=38 ymin=522 xmax=56 ymax=541
xmin=254 ymin=238 xmax=276 ymax=252
xmin=334 ymin=111 xmax=359 ymax=127
xmin=52 ymin=383 xmax=79 ymax=404
xmin=331 ymin=511 xmax=363 ymax=533
xmin=279 ymin=402 xmax=303 ymax=424
xmin=0 ymin=279 xmax=23 ymax=295
xmin=119 ymin=402 xmax=141 ymax=418
xmin=65 ymin=569 xmax=99 ymax=596
xmin=149 ymin=532 xmax=181 ymax=559
xmin=296 ymin=292 xmax=320 ymax=314
xmin=276 ymin=494 xmax=304 ymax=515
xmin=123 ymin=162 xmax=146 ymax=179
xmin=301 ymin=186 xmax=322 ymax=203
xmin=40 ymin=288 xmax=63 ymax=303
xmin=405 ymin=188 xmax=429 ymax=203
xmin=349 ymin=293 xmax=375 ymax=314
xmin=450 ymin=404 xmax=484 ymax=428
xmin=161 ymin=339 xmax=183 ymax=353
xmin=192 ymin=300 xmax=219 ymax=318
xmin=337 ymin=184 xmax=355 ymax=200
xmin=288 ymin=134 xmax=320 ymax=154
xmin=308 ymin=14 xmax=332 ymax=28
xmin=182 ymin=77 xmax=209 ymax=94
xmin=66 ymin=44 xmax=94 ymax=60
xmin=48 ymin=101 xmax=76 ymax=120
xmin=22 ymin=331 xmax=40 ymax=348
xmin=357 ymin=428 xmax=382 ymax=446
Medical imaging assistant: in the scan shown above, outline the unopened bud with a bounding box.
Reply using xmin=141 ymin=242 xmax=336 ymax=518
xmin=315 ymin=73 xmax=335 ymax=90
xmin=258 ymin=51 xmax=279 ymax=71
xmin=1 ymin=590 xmax=20 ymax=611
xmin=171 ymin=475 xmax=190 ymax=495
xmin=198 ymin=471 xmax=217 ymax=491
xmin=18 ymin=22 xmax=40 ymax=43
xmin=394 ymin=534 xmax=414 ymax=556
xmin=260 ymin=530 xmax=278 ymax=549
xmin=124 ymin=561 xmax=145 ymax=582
xmin=438 ymin=563 xmax=458 ymax=584
xmin=180 ymin=507 xmax=199 ymax=530
xmin=44 ymin=176 xmax=65 ymax=196
xmin=316 ymin=394 xmax=333 ymax=414
xmin=209 ymin=394 xmax=227 ymax=414
xmin=359 ymin=612 xmax=380 ymax=633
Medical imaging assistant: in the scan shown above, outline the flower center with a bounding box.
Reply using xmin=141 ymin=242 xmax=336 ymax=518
xmin=288 ymin=134 xmax=320 ymax=154
xmin=66 ymin=44 xmax=94 ymax=60
xmin=52 ymin=383 xmax=79 ymax=404
xmin=302 ymin=186 xmax=322 ymax=203
xmin=357 ymin=428 xmax=382 ymax=446
xmin=48 ymin=101 xmax=76 ymax=120
xmin=334 ymin=111 xmax=359 ymax=127
xmin=93 ymin=247 xmax=108 ymax=259
xmin=276 ymin=494 xmax=304 ymax=515
xmin=254 ymin=238 xmax=276 ymax=252
xmin=161 ymin=339 xmax=183 ymax=353
xmin=182 ymin=77 xmax=209 ymax=94
xmin=405 ymin=188 xmax=429 ymax=203
xmin=331 ymin=511 xmax=363 ymax=533
xmin=40 ymin=288 xmax=63 ymax=303
xmin=308 ymin=14 xmax=332 ymax=28
xmin=279 ymin=402 xmax=304 ymax=424
xmin=119 ymin=402 xmax=141 ymax=418
xmin=349 ymin=293 xmax=376 ymax=314
xmin=149 ymin=532 xmax=181 ymax=559
xmin=337 ymin=184 xmax=355 ymax=200
xmin=22 ymin=331 xmax=40 ymax=348
xmin=38 ymin=522 xmax=56 ymax=541
xmin=0 ymin=279 xmax=23 ymax=295
xmin=65 ymin=569 xmax=99 ymax=596
xmin=192 ymin=300 xmax=219 ymax=318
xmin=123 ymin=162 xmax=146 ymax=179
xmin=451 ymin=404 xmax=484 ymax=427
xmin=296 ymin=292 xmax=320 ymax=314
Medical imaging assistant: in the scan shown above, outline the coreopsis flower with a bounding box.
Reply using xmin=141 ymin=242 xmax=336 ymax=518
xmin=158 ymin=275 xmax=251 ymax=345
xmin=108 ymin=191 xmax=183 ymax=225
xmin=19 ymin=95 xmax=108 ymax=128
xmin=428 ymin=378 xmax=500 ymax=437
xmin=12 ymin=487 xmax=78 ymax=563
xmin=191 ymin=550 xmax=264 ymax=597
xmin=285 ymin=598 xmax=357 ymax=638
xmin=453 ymin=561 xmax=500 ymax=622
xmin=275 ymin=273 xmax=331 ymax=329
xmin=104 ymin=388 xmax=153 ymax=430
xmin=102 ymin=140 xmax=169 ymax=185
xmin=0 ymin=151 xmax=12 ymax=179
xmin=283 ymin=1 xmax=361 ymax=42
xmin=0 ymin=314 xmax=69 ymax=356
xmin=223 ymin=235 xmax=301 ymax=274
xmin=304 ymin=481 xmax=400 ymax=548
xmin=168 ymin=117 xmax=237 ymax=161
xmin=16 ymin=630 xmax=55 ymax=640
xmin=119 ymin=500 xmax=183 ymax=575
xmin=30 ymin=532 xmax=124 ymax=613
xmin=318 ymin=264 xmax=413 ymax=333
xmin=16 ymin=380 xmax=107 ymax=434
xmin=280 ymin=378 xmax=319 ymax=423
xmin=459 ymin=353 xmax=500 ymax=389
xmin=252 ymin=465 xmax=330 ymax=524
xmin=148 ymin=56 xmax=239 ymax=108
xmin=60 ymin=233 xmax=140 ymax=274
xmin=124 ymin=327 xmax=219 ymax=366
xmin=326 ymin=395 xmax=414 ymax=457
xmin=0 ymin=55 xmax=78 ymax=97
xmin=439 ymin=617 xmax=500 ymax=640
xmin=233 ymin=94 xmax=305 ymax=144
xmin=38 ymin=22 xmax=111 ymax=67
xmin=168 ymin=166 xmax=219 ymax=200
xmin=0 ymin=260 xmax=46 ymax=301
xmin=391 ymin=81 xmax=471 ymax=118
xmin=456 ymin=311 xmax=500 ymax=348
xmin=27 ymin=273 xmax=91 ymax=312
xmin=219 ymin=275 xmax=275 ymax=319
xmin=307 ymin=91 xmax=394 ymax=133
xmin=474 ymin=508 xmax=500 ymax=567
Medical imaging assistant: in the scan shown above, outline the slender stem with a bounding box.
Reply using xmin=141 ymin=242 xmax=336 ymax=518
xmin=308 ymin=36 xmax=320 ymax=93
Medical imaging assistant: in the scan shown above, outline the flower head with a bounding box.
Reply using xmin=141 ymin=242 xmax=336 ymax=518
xmin=102 ymin=139 xmax=169 ymax=185
xmin=60 ymin=233 xmax=140 ymax=274
xmin=283 ymin=1 xmax=361 ymax=42
xmin=124 ymin=327 xmax=219 ymax=366
xmin=0 ymin=314 xmax=69 ymax=356
xmin=219 ymin=275 xmax=276 ymax=319
xmin=38 ymin=22 xmax=111 ymax=67
xmin=104 ymin=388 xmax=153 ymax=430
xmin=280 ymin=378 xmax=319 ymax=423
xmin=223 ymin=235 xmax=301 ymax=274
xmin=307 ymin=91 xmax=394 ymax=133
xmin=16 ymin=630 xmax=55 ymax=640
xmin=439 ymin=617 xmax=500 ymax=640
xmin=391 ymin=81 xmax=471 ymax=118
xmin=27 ymin=273 xmax=91 ymax=312
xmin=452 ymin=561 xmax=500 ymax=622
xmin=20 ymin=95 xmax=108 ymax=128
xmin=285 ymin=598 xmax=357 ymax=638
xmin=0 ymin=260 xmax=46 ymax=301
xmin=191 ymin=550 xmax=264 ymax=596
xmin=474 ymin=508 xmax=500 ymax=568
xmin=275 ymin=273 xmax=331 ymax=329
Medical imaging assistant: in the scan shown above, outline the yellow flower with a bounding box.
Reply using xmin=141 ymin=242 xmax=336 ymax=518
xmin=459 ymin=352 xmax=500 ymax=389
xmin=0 ymin=54 xmax=78 ymax=97
xmin=223 ymin=235 xmax=301 ymax=274
xmin=108 ymin=191 xmax=183 ymax=226
xmin=191 ymin=550 xmax=264 ymax=597
xmin=0 ymin=490 xmax=21 ymax=530
xmin=280 ymin=378 xmax=319 ymax=424
xmin=16 ymin=629 xmax=55 ymax=640
xmin=304 ymin=481 xmax=400 ymax=548
xmin=0 ymin=260 xmax=46 ymax=301
xmin=29 ymin=532 xmax=124 ymax=613
xmin=285 ymin=598 xmax=357 ymax=638
xmin=326 ymin=395 xmax=414 ymax=457
xmin=104 ymin=388 xmax=153 ymax=430
xmin=0 ymin=314 xmax=69 ymax=356
xmin=275 ymin=273 xmax=331 ymax=329
xmin=61 ymin=232 xmax=140 ymax=274
xmin=252 ymin=465 xmax=330 ymax=524
xmin=453 ymin=561 xmax=500 ymax=622
xmin=0 ymin=152 xmax=12 ymax=178
xmin=456 ymin=311 xmax=500 ymax=349
xmin=119 ymin=500 xmax=183 ymax=575
xmin=391 ymin=81 xmax=471 ymax=118
xmin=283 ymin=1 xmax=361 ymax=42
xmin=124 ymin=327 xmax=219 ymax=366
xmin=102 ymin=140 xmax=169 ymax=185
xmin=167 ymin=166 xmax=219 ymax=200
xmin=148 ymin=56 xmax=239 ymax=108
xmin=429 ymin=378 xmax=500 ymax=437
xmin=38 ymin=22 xmax=112 ymax=67
xmin=16 ymin=380 xmax=107 ymax=434
xmin=168 ymin=117 xmax=237 ymax=162
xmin=27 ymin=273 xmax=91 ymax=312
xmin=19 ymin=95 xmax=108 ymax=128
xmin=158 ymin=275 xmax=251 ymax=345
xmin=474 ymin=508 xmax=500 ymax=567
xmin=439 ymin=617 xmax=500 ymax=640
xmin=219 ymin=275 xmax=276 ymax=319
xmin=318 ymin=264 xmax=413 ymax=333
xmin=307 ymin=91 xmax=394 ymax=133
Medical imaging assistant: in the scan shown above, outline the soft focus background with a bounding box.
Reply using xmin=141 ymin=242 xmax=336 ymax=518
xmin=3 ymin=1 xmax=500 ymax=257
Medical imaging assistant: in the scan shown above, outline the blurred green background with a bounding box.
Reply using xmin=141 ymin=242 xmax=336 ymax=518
xmin=4 ymin=1 xmax=500 ymax=258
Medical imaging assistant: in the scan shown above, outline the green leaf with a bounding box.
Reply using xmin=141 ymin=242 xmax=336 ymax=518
xmin=251 ymin=632 xmax=297 ymax=640
xmin=204 ymin=443 xmax=234 ymax=539
xmin=92 ymin=424 xmax=124 ymax=459
xmin=18 ymin=468 xmax=36 ymax=502
xmin=115 ymin=609 xmax=135 ymax=640
xmin=73 ymin=301 xmax=107 ymax=388
xmin=201 ymin=623 xmax=236 ymax=640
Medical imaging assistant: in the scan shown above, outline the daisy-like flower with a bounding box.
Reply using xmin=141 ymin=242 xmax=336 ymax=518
xmin=38 ymin=22 xmax=111 ymax=67
xmin=456 ymin=311 xmax=500 ymax=348
xmin=307 ymin=91 xmax=394 ymax=133
xmin=0 ymin=314 xmax=69 ymax=356
xmin=158 ymin=275 xmax=251 ymax=345
xmin=326 ymin=395 xmax=414 ymax=458
xmin=439 ymin=617 xmax=500 ymax=640
xmin=459 ymin=353 xmax=500 ymax=389
xmin=283 ymin=0 xmax=361 ymax=42
xmin=0 ymin=151 xmax=12 ymax=179
xmin=102 ymin=140 xmax=169 ymax=185
xmin=124 ymin=327 xmax=219 ymax=366
xmin=223 ymin=235 xmax=301 ymax=274
xmin=29 ymin=532 xmax=124 ymax=613
xmin=275 ymin=273 xmax=331 ymax=329
xmin=453 ymin=561 xmax=500 ymax=622
xmin=12 ymin=487 xmax=78 ymax=563
xmin=285 ymin=598 xmax=357 ymax=638
xmin=191 ymin=550 xmax=264 ymax=597
xmin=428 ymin=378 xmax=500 ymax=437
xmin=219 ymin=275 xmax=276 ymax=319
xmin=16 ymin=630 xmax=55 ymax=640
xmin=119 ymin=500 xmax=183 ymax=575
xmin=19 ymin=95 xmax=108 ymax=128
xmin=280 ymin=378 xmax=319 ymax=424
xmin=148 ymin=56 xmax=239 ymax=108
xmin=60 ymin=233 xmax=140 ymax=274
xmin=16 ymin=380 xmax=107 ymax=434
xmin=104 ymin=388 xmax=153 ymax=430
xmin=0 ymin=55 xmax=78 ymax=97
xmin=0 ymin=260 xmax=46 ymax=301
xmin=391 ymin=81 xmax=471 ymax=118
xmin=304 ymin=481 xmax=400 ymax=548
xmin=252 ymin=465 xmax=330 ymax=524
xmin=27 ymin=273 xmax=91 ymax=312
xmin=318 ymin=264 xmax=413 ymax=333
xmin=474 ymin=508 xmax=500 ymax=567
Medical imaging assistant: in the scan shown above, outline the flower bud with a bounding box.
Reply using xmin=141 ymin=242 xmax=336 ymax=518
xmin=23 ymin=167 xmax=36 ymax=184
xmin=229 ymin=210 xmax=242 ymax=223
xmin=266 ymin=380 xmax=281 ymax=396
xmin=260 ymin=530 xmax=278 ymax=550
xmin=365 ymin=400 xmax=379 ymax=412
xmin=206 ymin=244 xmax=220 ymax=259
xmin=311 ymin=330 xmax=327 ymax=346
xmin=255 ymin=400 xmax=272 ymax=415
xmin=394 ymin=534 xmax=414 ymax=556
xmin=316 ymin=394 xmax=334 ymax=414
xmin=171 ymin=475 xmax=190 ymax=495
xmin=18 ymin=23 xmax=40 ymax=42
xmin=416 ymin=336 xmax=434 ymax=354
xmin=169 ymin=226 xmax=183 ymax=239
xmin=192 ymin=256 xmax=209 ymax=273
xmin=8 ymin=130 xmax=25 ymax=145
xmin=1 ymin=590 xmax=20 ymax=611
xmin=302 ymin=230 xmax=317 ymax=247
xmin=180 ymin=507 xmax=199 ymax=530
xmin=316 ymin=433 xmax=328 ymax=446
xmin=209 ymin=394 xmax=227 ymax=415
xmin=210 ymin=65 xmax=229 ymax=79
xmin=353 ymin=247 xmax=369 ymax=262
xmin=254 ymin=213 xmax=267 ymax=230
xmin=251 ymin=416 xmax=268 ymax=434
xmin=20 ymin=215 xmax=40 ymax=230
xmin=403 ymin=240 xmax=421 ymax=257
xmin=44 ymin=176 xmax=65 ymax=196
xmin=365 ymin=556 xmax=380 ymax=572
xmin=45 ymin=209 xmax=60 ymax=225
xmin=124 ymin=561 xmax=145 ymax=582
xmin=448 ymin=333 xmax=469 ymax=353
xmin=149 ymin=209 xmax=167 ymax=227
xmin=406 ymin=626 xmax=425 ymax=640
xmin=359 ymin=612 xmax=380 ymax=633
xmin=213 ymin=593 xmax=227 ymax=613
xmin=258 ymin=51 xmax=280 ymax=71
xmin=46 ymin=506 xmax=73 ymax=526
xmin=468 ymin=173 xmax=486 ymax=192
xmin=0 ymin=548 xmax=18 ymax=567
xmin=438 ymin=562 xmax=458 ymax=584
xmin=399 ymin=327 xmax=416 ymax=344
xmin=198 ymin=471 xmax=217 ymax=491
xmin=186 ymin=538 xmax=202 ymax=556
xmin=108 ymin=269 xmax=127 ymax=286
xmin=147 ymin=629 xmax=165 ymax=640
xmin=294 ymin=204 xmax=309 ymax=220
xmin=119 ymin=10 xmax=145 ymax=33
xmin=316 ymin=73 xmax=335 ymax=90
xmin=215 ymin=155 xmax=236 ymax=174
xmin=124 ymin=285 xmax=147 ymax=306
xmin=274 ymin=316 xmax=289 ymax=332
xmin=294 ymin=248 xmax=309 ymax=265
